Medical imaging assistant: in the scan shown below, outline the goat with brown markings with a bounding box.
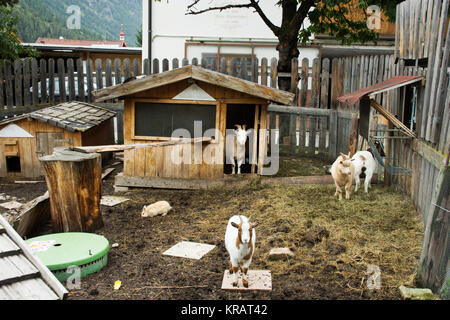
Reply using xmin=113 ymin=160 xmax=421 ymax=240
xmin=224 ymin=215 xmax=258 ymax=287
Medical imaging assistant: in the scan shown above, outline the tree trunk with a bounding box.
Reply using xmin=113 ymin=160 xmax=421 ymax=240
xmin=277 ymin=38 xmax=299 ymax=92
xmin=39 ymin=148 xmax=103 ymax=233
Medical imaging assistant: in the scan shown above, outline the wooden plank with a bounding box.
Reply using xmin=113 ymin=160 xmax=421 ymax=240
xmin=0 ymin=214 xmax=67 ymax=299
xmin=134 ymin=58 xmax=141 ymax=76
xmin=310 ymin=58 xmax=320 ymax=108
xmin=320 ymin=58 xmax=330 ymax=109
xmin=143 ymin=58 xmax=150 ymax=75
xmin=105 ymin=59 xmax=113 ymax=89
xmin=219 ymin=57 xmax=227 ymax=74
xmin=270 ymin=58 xmax=277 ymax=89
xmin=67 ymin=59 xmax=76 ymax=101
xmin=86 ymin=59 xmax=94 ymax=103
xmin=330 ymin=58 xmax=339 ymax=109
xmin=114 ymin=58 xmax=122 ymax=85
xmin=48 ymin=59 xmax=55 ymax=104
xmin=23 ymin=59 xmax=31 ymax=107
xmin=0 ymin=234 xmax=20 ymax=257
xmin=309 ymin=116 xmax=317 ymax=155
xmin=39 ymin=59 xmax=47 ymax=105
xmin=431 ymin=21 xmax=450 ymax=146
xmin=260 ymin=58 xmax=268 ymax=86
xmin=251 ymin=57 xmax=258 ymax=83
xmin=290 ymin=58 xmax=299 ymax=100
xmin=95 ymin=59 xmax=104 ymax=93
xmin=14 ymin=59 xmax=23 ymax=107
xmin=57 ymin=58 xmax=66 ymax=103
xmin=4 ymin=60 xmax=14 ymax=108
xmin=251 ymin=105 xmax=260 ymax=174
xmin=76 ymin=58 xmax=85 ymax=102
xmin=421 ymin=0 xmax=442 ymax=139
xmin=318 ymin=115 xmax=327 ymax=155
xmin=300 ymin=58 xmax=308 ymax=107
xmin=426 ymin=0 xmax=449 ymax=142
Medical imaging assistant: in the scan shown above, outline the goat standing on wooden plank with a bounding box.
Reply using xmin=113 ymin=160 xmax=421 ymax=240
xmin=225 ymin=215 xmax=258 ymax=288
xmin=331 ymin=152 xmax=355 ymax=201
xmin=351 ymin=151 xmax=376 ymax=193
xmin=227 ymin=125 xmax=251 ymax=174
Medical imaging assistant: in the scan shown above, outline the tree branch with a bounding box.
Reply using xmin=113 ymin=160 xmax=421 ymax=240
xmin=186 ymin=0 xmax=280 ymax=36
xmin=288 ymin=0 xmax=316 ymax=35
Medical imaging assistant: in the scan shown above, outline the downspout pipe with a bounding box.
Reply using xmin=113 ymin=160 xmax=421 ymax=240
xmin=148 ymin=0 xmax=152 ymax=68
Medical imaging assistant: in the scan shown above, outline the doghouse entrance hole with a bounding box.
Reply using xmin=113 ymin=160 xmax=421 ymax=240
xmin=225 ymin=104 xmax=257 ymax=174
xmin=6 ymin=156 xmax=21 ymax=173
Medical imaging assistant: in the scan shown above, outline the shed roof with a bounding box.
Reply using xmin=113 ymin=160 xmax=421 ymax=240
xmin=337 ymin=75 xmax=424 ymax=107
xmin=0 ymin=102 xmax=116 ymax=133
xmin=92 ymin=65 xmax=296 ymax=105
xmin=0 ymin=214 xmax=67 ymax=300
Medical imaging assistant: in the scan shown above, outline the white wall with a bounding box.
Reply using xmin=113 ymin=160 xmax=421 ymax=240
xmin=142 ymin=0 xmax=317 ymax=65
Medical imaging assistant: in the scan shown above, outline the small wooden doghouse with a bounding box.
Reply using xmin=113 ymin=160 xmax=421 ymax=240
xmin=93 ymin=65 xmax=295 ymax=189
xmin=0 ymin=102 xmax=116 ymax=178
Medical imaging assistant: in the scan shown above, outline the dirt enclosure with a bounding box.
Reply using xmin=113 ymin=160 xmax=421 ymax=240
xmin=0 ymin=157 xmax=424 ymax=300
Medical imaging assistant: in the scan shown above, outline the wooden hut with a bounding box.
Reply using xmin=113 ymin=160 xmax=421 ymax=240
xmin=0 ymin=102 xmax=116 ymax=178
xmin=93 ymin=65 xmax=295 ymax=189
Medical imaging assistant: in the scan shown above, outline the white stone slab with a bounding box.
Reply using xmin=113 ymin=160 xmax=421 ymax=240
xmin=221 ymin=270 xmax=272 ymax=291
xmin=0 ymin=201 xmax=24 ymax=210
xmin=100 ymin=196 xmax=129 ymax=207
xmin=162 ymin=241 xmax=216 ymax=260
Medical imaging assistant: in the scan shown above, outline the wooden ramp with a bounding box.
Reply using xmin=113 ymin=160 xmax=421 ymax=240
xmin=0 ymin=214 xmax=67 ymax=300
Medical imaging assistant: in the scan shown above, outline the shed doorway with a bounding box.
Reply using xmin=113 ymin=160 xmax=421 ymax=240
xmin=225 ymin=104 xmax=257 ymax=175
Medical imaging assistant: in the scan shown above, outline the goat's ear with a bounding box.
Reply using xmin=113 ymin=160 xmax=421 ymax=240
xmin=339 ymin=152 xmax=346 ymax=158
xmin=246 ymin=129 xmax=252 ymax=136
xmin=234 ymin=124 xmax=241 ymax=130
xmin=231 ymin=222 xmax=240 ymax=229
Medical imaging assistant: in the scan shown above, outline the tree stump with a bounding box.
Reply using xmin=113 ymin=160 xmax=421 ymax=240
xmin=39 ymin=148 xmax=103 ymax=233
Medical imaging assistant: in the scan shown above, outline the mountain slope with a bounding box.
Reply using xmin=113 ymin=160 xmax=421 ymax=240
xmin=14 ymin=0 xmax=142 ymax=46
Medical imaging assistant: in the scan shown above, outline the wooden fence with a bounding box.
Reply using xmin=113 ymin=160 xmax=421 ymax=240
xmin=266 ymin=104 xmax=355 ymax=161
xmin=392 ymin=0 xmax=449 ymax=299
xmin=0 ymin=53 xmax=397 ymax=114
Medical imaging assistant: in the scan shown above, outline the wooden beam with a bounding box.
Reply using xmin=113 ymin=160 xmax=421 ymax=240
xmin=369 ymin=99 xmax=416 ymax=138
xmin=0 ymin=214 xmax=68 ymax=300
xmin=71 ymin=137 xmax=213 ymax=153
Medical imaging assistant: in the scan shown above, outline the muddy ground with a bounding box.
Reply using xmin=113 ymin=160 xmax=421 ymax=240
xmin=0 ymin=157 xmax=424 ymax=300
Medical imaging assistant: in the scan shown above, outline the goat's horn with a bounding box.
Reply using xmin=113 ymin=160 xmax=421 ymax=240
xmin=242 ymin=124 xmax=247 ymax=131
xmin=239 ymin=215 xmax=243 ymax=224
xmin=235 ymin=124 xmax=241 ymax=130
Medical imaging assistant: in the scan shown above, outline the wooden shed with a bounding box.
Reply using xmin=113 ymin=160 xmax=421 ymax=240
xmin=0 ymin=102 xmax=116 ymax=178
xmin=93 ymin=65 xmax=295 ymax=189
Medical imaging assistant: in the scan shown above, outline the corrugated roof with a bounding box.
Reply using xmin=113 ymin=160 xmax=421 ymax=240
xmin=0 ymin=214 xmax=67 ymax=300
xmin=0 ymin=102 xmax=116 ymax=133
xmin=337 ymin=75 xmax=424 ymax=107
xmin=35 ymin=37 xmax=126 ymax=47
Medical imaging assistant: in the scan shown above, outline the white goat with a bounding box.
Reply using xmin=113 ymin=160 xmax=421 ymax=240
xmin=225 ymin=215 xmax=258 ymax=287
xmin=331 ymin=152 xmax=355 ymax=201
xmin=228 ymin=125 xmax=250 ymax=174
xmin=351 ymin=151 xmax=376 ymax=193
xmin=141 ymin=201 xmax=172 ymax=217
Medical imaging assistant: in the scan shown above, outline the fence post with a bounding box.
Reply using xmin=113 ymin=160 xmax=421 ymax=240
xmin=143 ymin=58 xmax=150 ymax=75
xmin=114 ymin=58 xmax=122 ymax=85
xmin=14 ymin=59 xmax=23 ymax=107
xmin=310 ymin=58 xmax=320 ymax=108
xmin=300 ymin=58 xmax=308 ymax=107
xmin=57 ymin=58 xmax=66 ymax=103
xmin=39 ymin=59 xmax=47 ymax=105
xmin=260 ymin=58 xmax=268 ymax=86
xmin=95 ymin=59 xmax=103 ymax=92
xmin=270 ymin=58 xmax=277 ymax=89
xmin=76 ymin=58 xmax=85 ymax=102
xmin=67 ymin=59 xmax=76 ymax=101
xmin=23 ymin=59 xmax=31 ymax=107
xmin=48 ymin=59 xmax=55 ymax=104
xmin=329 ymin=110 xmax=338 ymax=159
xmin=320 ymin=58 xmax=330 ymax=109
xmin=0 ymin=61 xmax=4 ymax=108
xmin=86 ymin=59 xmax=94 ymax=103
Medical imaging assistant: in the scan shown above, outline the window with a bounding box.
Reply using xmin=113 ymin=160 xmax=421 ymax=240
xmin=134 ymin=102 xmax=217 ymax=138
